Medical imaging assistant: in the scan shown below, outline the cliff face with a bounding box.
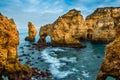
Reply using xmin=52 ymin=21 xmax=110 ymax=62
xmin=39 ymin=9 xmax=87 ymax=46
xmin=96 ymin=24 xmax=120 ymax=80
xmin=86 ymin=7 xmax=120 ymax=28
xmin=91 ymin=17 xmax=116 ymax=43
xmin=86 ymin=7 xmax=120 ymax=43
xmin=0 ymin=13 xmax=31 ymax=79
xmin=39 ymin=7 xmax=120 ymax=45
xmin=25 ymin=22 xmax=37 ymax=41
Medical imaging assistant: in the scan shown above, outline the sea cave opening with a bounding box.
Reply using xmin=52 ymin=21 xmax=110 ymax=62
xmin=87 ymin=34 xmax=92 ymax=40
xmin=45 ymin=35 xmax=51 ymax=43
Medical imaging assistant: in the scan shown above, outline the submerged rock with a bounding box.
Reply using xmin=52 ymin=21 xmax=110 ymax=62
xmin=25 ymin=22 xmax=37 ymax=41
xmin=38 ymin=9 xmax=87 ymax=48
xmin=96 ymin=24 xmax=120 ymax=80
xmin=32 ymin=68 xmax=52 ymax=79
xmin=86 ymin=7 xmax=120 ymax=43
xmin=0 ymin=13 xmax=32 ymax=79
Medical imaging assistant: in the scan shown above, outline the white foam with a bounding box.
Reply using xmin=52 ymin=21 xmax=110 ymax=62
xmin=71 ymin=68 xmax=79 ymax=72
xmin=81 ymin=65 xmax=85 ymax=68
xmin=50 ymin=47 xmax=65 ymax=52
xmin=60 ymin=57 xmax=77 ymax=63
xmin=41 ymin=49 xmax=62 ymax=68
xmin=81 ymin=71 xmax=89 ymax=78
xmin=77 ymin=77 xmax=84 ymax=80
xmin=49 ymin=64 xmax=73 ymax=78
xmin=41 ymin=47 xmax=76 ymax=79
xmin=31 ymin=77 xmax=38 ymax=80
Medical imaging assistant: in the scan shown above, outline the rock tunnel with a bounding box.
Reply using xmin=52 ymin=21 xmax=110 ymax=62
xmin=87 ymin=34 xmax=93 ymax=39
xmin=45 ymin=35 xmax=51 ymax=43
xmin=86 ymin=29 xmax=93 ymax=40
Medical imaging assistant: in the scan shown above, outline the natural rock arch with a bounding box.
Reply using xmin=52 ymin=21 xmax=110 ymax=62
xmin=39 ymin=33 xmax=52 ymax=44
xmin=39 ymin=9 xmax=87 ymax=46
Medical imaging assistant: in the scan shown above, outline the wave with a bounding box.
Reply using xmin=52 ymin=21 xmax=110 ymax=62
xmin=41 ymin=47 xmax=78 ymax=79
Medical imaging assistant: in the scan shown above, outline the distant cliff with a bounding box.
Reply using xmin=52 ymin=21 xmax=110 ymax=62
xmin=39 ymin=9 xmax=87 ymax=47
xmin=86 ymin=7 xmax=120 ymax=43
xmin=86 ymin=7 xmax=120 ymax=28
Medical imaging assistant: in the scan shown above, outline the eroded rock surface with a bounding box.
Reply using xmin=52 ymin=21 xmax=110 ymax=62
xmin=96 ymin=24 xmax=120 ymax=80
xmin=25 ymin=22 xmax=37 ymax=41
xmin=39 ymin=9 xmax=87 ymax=47
xmin=91 ymin=17 xmax=116 ymax=43
xmin=0 ymin=13 xmax=32 ymax=80
xmin=86 ymin=7 xmax=120 ymax=43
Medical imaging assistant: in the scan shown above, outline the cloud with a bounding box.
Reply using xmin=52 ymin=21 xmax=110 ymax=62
xmin=29 ymin=0 xmax=39 ymax=4
xmin=0 ymin=0 xmax=119 ymax=28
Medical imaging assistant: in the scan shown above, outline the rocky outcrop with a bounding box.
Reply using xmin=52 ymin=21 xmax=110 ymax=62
xmin=25 ymin=22 xmax=37 ymax=41
xmin=91 ymin=17 xmax=116 ymax=43
xmin=86 ymin=7 xmax=120 ymax=43
xmin=0 ymin=13 xmax=32 ymax=79
xmin=39 ymin=9 xmax=87 ymax=47
xmin=96 ymin=23 xmax=120 ymax=80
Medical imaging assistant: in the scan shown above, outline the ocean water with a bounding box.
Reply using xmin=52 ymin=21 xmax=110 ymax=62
xmin=17 ymin=28 xmax=106 ymax=80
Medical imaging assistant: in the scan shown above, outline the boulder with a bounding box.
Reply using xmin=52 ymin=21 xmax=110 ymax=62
xmin=25 ymin=22 xmax=37 ymax=41
xmin=85 ymin=7 xmax=120 ymax=43
xmin=0 ymin=13 xmax=32 ymax=79
xmin=96 ymin=23 xmax=120 ymax=80
xmin=38 ymin=9 xmax=87 ymax=47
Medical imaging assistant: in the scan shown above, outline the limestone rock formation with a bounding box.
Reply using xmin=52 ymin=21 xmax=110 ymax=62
xmin=85 ymin=7 xmax=120 ymax=43
xmin=0 ymin=13 xmax=32 ymax=79
xmin=39 ymin=9 xmax=87 ymax=47
xmin=25 ymin=22 xmax=37 ymax=41
xmin=91 ymin=17 xmax=116 ymax=43
xmin=96 ymin=24 xmax=120 ymax=80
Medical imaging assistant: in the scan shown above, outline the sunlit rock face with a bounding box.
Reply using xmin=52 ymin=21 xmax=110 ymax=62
xmin=39 ymin=9 xmax=87 ymax=46
xmin=96 ymin=24 xmax=120 ymax=80
xmin=91 ymin=17 xmax=116 ymax=43
xmin=0 ymin=13 xmax=31 ymax=79
xmin=86 ymin=7 xmax=120 ymax=43
xmin=25 ymin=22 xmax=37 ymax=41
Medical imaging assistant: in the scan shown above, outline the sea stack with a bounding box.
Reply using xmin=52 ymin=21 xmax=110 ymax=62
xmin=25 ymin=22 xmax=37 ymax=41
xmin=0 ymin=13 xmax=32 ymax=79
xmin=86 ymin=7 xmax=120 ymax=43
xmin=38 ymin=9 xmax=87 ymax=48
xmin=96 ymin=23 xmax=120 ymax=80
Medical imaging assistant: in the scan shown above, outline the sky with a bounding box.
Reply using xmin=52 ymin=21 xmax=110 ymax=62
xmin=0 ymin=0 xmax=120 ymax=29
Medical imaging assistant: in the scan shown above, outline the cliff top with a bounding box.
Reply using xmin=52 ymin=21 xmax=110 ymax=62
xmin=63 ymin=9 xmax=81 ymax=17
xmin=86 ymin=7 xmax=120 ymax=19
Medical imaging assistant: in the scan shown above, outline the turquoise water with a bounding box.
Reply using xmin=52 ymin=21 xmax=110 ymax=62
xmin=17 ymin=28 xmax=106 ymax=80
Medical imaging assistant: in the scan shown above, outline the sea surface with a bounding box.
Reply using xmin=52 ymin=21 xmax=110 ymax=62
xmin=17 ymin=28 xmax=107 ymax=80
